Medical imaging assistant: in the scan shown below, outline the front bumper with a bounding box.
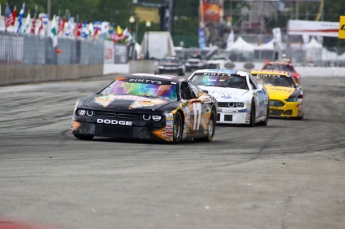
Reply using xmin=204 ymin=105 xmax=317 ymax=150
xmin=269 ymin=100 xmax=303 ymax=118
xmin=71 ymin=116 xmax=174 ymax=142
xmin=216 ymin=107 xmax=249 ymax=124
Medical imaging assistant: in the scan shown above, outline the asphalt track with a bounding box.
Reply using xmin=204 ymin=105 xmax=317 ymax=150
xmin=0 ymin=75 xmax=344 ymax=229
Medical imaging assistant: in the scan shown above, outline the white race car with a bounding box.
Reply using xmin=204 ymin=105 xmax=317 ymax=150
xmin=206 ymin=54 xmax=234 ymax=69
xmin=188 ymin=69 xmax=269 ymax=126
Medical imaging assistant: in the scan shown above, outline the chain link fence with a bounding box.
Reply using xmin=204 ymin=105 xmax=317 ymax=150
xmin=0 ymin=32 xmax=104 ymax=66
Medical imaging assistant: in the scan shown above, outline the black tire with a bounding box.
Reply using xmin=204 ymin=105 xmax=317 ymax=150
xmin=195 ymin=111 xmax=216 ymax=142
xmin=173 ymin=112 xmax=183 ymax=143
xmin=296 ymin=114 xmax=304 ymax=120
xmin=74 ymin=134 xmax=94 ymax=140
xmin=249 ymin=99 xmax=256 ymax=127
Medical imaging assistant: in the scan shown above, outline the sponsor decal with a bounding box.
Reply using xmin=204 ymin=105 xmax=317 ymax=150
xmin=202 ymin=96 xmax=212 ymax=103
xmin=129 ymin=78 xmax=162 ymax=85
xmin=221 ymin=95 xmax=231 ymax=99
xmin=166 ymin=123 xmax=173 ymax=128
xmin=94 ymin=95 xmax=117 ymax=107
xmin=97 ymin=119 xmax=132 ymax=126
xmin=129 ymin=99 xmax=166 ymax=109
xmin=166 ymin=131 xmax=173 ymax=136
xmin=165 ymin=114 xmax=174 ymax=120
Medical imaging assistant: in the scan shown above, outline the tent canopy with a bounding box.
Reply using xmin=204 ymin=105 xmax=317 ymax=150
xmin=304 ymin=37 xmax=323 ymax=49
xmin=255 ymin=39 xmax=275 ymax=50
xmin=228 ymin=36 xmax=255 ymax=52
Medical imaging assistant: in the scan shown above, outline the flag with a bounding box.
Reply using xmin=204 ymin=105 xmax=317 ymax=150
xmin=50 ymin=15 xmax=58 ymax=47
xmin=113 ymin=25 xmax=124 ymax=42
xmin=12 ymin=6 xmax=17 ymax=26
xmin=81 ymin=22 xmax=88 ymax=39
xmin=109 ymin=23 xmax=114 ymax=35
xmin=65 ymin=15 xmax=74 ymax=37
xmin=22 ymin=11 xmax=31 ymax=34
xmin=37 ymin=14 xmax=44 ymax=35
xmin=4 ymin=4 xmax=14 ymax=32
xmin=30 ymin=6 xmax=37 ymax=34
xmin=93 ymin=22 xmax=99 ymax=40
xmin=42 ymin=14 xmax=48 ymax=26
xmin=58 ymin=15 xmax=66 ymax=36
xmin=117 ymin=25 xmax=123 ymax=38
xmin=88 ymin=22 xmax=94 ymax=40
xmin=73 ymin=20 xmax=82 ymax=39
xmin=124 ymin=28 xmax=133 ymax=43
xmin=226 ymin=29 xmax=234 ymax=50
xmin=101 ymin=21 xmax=110 ymax=34
xmin=16 ymin=4 xmax=25 ymax=34
xmin=73 ymin=16 xmax=79 ymax=39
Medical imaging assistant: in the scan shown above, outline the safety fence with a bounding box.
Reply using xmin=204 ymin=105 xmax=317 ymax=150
xmin=0 ymin=32 xmax=104 ymax=65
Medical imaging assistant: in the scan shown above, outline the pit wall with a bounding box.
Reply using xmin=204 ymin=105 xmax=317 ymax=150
xmin=1 ymin=61 xmax=345 ymax=86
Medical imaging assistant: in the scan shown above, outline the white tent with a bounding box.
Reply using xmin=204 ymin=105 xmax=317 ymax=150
xmin=322 ymin=48 xmax=338 ymax=61
xmin=305 ymin=37 xmax=323 ymax=63
xmin=228 ymin=36 xmax=255 ymax=52
xmin=338 ymin=52 xmax=345 ymax=60
xmin=255 ymin=39 xmax=275 ymax=50
xmin=140 ymin=31 xmax=175 ymax=59
xmin=304 ymin=37 xmax=322 ymax=49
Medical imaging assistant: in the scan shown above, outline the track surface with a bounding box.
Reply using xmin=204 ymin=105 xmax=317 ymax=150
xmin=0 ymin=75 xmax=344 ymax=229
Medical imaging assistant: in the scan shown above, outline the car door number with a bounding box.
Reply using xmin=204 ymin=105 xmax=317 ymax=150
xmin=192 ymin=102 xmax=202 ymax=130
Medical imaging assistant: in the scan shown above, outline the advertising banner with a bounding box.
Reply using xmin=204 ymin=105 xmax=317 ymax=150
xmin=338 ymin=16 xmax=345 ymax=39
xmin=199 ymin=0 xmax=224 ymax=48
xmin=288 ymin=20 xmax=339 ymax=37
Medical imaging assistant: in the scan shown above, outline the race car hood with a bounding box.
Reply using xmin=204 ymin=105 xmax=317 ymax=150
xmin=82 ymin=94 xmax=172 ymax=110
xmin=264 ymin=86 xmax=295 ymax=100
xmin=198 ymin=86 xmax=249 ymax=101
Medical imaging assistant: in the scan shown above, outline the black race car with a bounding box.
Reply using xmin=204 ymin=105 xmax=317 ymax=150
xmin=71 ymin=73 xmax=218 ymax=143
xmin=156 ymin=56 xmax=185 ymax=76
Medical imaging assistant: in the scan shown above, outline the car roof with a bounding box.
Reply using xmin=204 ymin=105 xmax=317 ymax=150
xmin=251 ymin=70 xmax=291 ymax=77
xmin=121 ymin=73 xmax=185 ymax=83
xmin=192 ymin=69 xmax=246 ymax=75
xmin=162 ymin=56 xmax=178 ymax=60
xmin=264 ymin=61 xmax=293 ymax=66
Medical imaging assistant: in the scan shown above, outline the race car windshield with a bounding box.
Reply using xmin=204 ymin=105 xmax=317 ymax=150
xmin=263 ymin=64 xmax=294 ymax=72
xmin=254 ymin=75 xmax=294 ymax=88
xmin=160 ymin=59 xmax=179 ymax=64
xmin=99 ymin=79 xmax=178 ymax=100
xmin=210 ymin=56 xmax=226 ymax=60
xmin=191 ymin=73 xmax=248 ymax=90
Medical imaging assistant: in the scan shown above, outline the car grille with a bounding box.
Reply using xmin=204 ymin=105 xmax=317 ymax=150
xmin=94 ymin=110 xmax=116 ymax=116
xmin=117 ymin=113 xmax=141 ymax=119
xmin=93 ymin=111 xmax=141 ymax=120
xmin=218 ymin=102 xmax=244 ymax=108
xmin=269 ymin=100 xmax=285 ymax=107
xmin=95 ymin=125 xmax=133 ymax=138
xmin=269 ymin=110 xmax=283 ymax=116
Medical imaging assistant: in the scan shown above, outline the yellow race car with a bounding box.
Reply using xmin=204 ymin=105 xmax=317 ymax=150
xmin=250 ymin=70 xmax=304 ymax=120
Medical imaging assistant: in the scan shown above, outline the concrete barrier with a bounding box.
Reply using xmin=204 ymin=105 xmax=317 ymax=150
xmin=228 ymin=62 xmax=345 ymax=77
xmin=1 ymin=61 xmax=344 ymax=86
xmin=0 ymin=64 xmax=103 ymax=86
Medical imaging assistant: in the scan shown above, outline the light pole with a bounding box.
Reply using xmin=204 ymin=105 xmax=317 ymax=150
xmin=129 ymin=16 xmax=135 ymax=40
xmin=145 ymin=20 xmax=151 ymax=59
